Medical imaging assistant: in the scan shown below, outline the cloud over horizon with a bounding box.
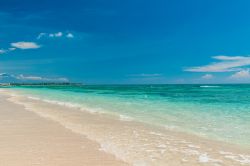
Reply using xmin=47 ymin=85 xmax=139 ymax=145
xmin=185 ymin=56 xmax=250 ymax=72
xmin=230 ymin=69 xmax=250 ymax=79
xmin=17 ymin=74 xmax=68 ymax=82
xmin=0 ymin=73 xmax=12 ymax=78
xmin=201 ymin=74 xmax=214 ymax=79
xmin=0 ymin=73 xmax=68 ymax=83
xmin=127 ymin=73 xmax=163 ymax=77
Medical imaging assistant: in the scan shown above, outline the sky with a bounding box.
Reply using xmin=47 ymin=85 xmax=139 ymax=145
xmin=1 ymin=0 xmax=250 ymax=84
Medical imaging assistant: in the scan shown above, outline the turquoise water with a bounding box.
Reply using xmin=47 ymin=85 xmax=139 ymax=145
xmin=5 ymin=84 xmax=250 ymax=147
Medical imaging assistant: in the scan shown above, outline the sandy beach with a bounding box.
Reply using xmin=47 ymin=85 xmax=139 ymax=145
xmin=2 ymin=0 xmax=250 ymax=165
xmin=0 ymin=93 xmax=127 ymax=166
xmin=0 ymin=89 xmax=250 ymax=166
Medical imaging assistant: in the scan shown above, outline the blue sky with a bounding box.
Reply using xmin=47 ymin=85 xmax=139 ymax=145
xmin=1 ymin=0 xmax=250 ymax=84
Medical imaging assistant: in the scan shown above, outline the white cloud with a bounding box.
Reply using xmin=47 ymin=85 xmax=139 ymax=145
xmin=0 ymin=73 xmax=11 ymax=77
xmin=128 ymin=73 xmax=162 ymax=77
xmin=17 ymin=74 xmax=43 ymax=81
xmin=230 ymin=69 xmax=250 ymax=79
xmin=0 ymin=73 xmax=16 ymax=81
xmin=0 ymin=49 xmax=7 ymax=54
xmin=0 ymin=73 xmax=68 ymax=82
xmin=66 ymin=33 xmax=74 ymax=38
xmin=185 ymin=56 xmax=250 ymax=72
xmin=0 ymin=47 xmax=16 ymax=54
xmin=16 ymin=74 xmax=69 ymax=82
xmin=213 ymin=55 xmax=246 ymax=61
xmin=55 ymin=77 xmax=69 ymax=82
xmin=37 ymin=32 xmax=46 ymax=39
xmin=54 ymin=32 xmax=63 ymax=37
xmin=48 ymin=32 xmax=63 ymax=38
xmin=49 ymin=34 xmax=55 ymax=37
xmin=37 ymin=31 xmax=74 ymax=39
xmin=201 ymin=74 xmax=214 ymax=79
xmin=8 ymin=47 xmax=16 ymax=51
xmin=11 ymin=42 xmax=41 ymax=49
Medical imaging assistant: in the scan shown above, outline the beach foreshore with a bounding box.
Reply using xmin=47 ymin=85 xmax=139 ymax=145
xmin=0 ymin=89 xmax=250 ymax=166
xmin=0 ymin=92 xmax=127 ymax=166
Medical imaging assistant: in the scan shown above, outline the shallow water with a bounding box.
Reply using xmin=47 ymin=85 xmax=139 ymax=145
xmin=3 ymin=84 xmax=250 ymax=147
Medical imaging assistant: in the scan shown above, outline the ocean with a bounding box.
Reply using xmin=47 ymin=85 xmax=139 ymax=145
xmin=5 ymin=84 xmax=250 ymax=148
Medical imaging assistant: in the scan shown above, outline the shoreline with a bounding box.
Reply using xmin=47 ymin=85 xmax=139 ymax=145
xmin=0 ymin=92 xmax=127 ymax=166
xmin=0 ymin=89 xmax=250 ymax=165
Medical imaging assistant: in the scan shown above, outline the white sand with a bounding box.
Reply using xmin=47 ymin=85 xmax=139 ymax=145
xmin=0 ymin=94 xmax=127 ymax=166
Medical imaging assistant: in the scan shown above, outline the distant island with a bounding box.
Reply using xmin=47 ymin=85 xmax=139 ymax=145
xmin=0 ymin=83 xmax=83 ymax=86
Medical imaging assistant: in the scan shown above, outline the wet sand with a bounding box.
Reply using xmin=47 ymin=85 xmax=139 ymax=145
xmin=0 ymin=94 xmax=127 ymax=166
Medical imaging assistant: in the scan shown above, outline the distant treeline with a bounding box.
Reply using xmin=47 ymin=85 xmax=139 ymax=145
xmin=0 ymin=83 xmax=83 ymax=86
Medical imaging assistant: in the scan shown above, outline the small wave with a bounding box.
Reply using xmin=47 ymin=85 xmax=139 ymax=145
xmin=27 ymin=96 xmax=100 ymax=114
xmin=164 ymin=125 xmax=176 ymax=131
xmin=28 ymin=96 xmax=81 ymax=108
xmin=198 ymin=153 xmax=222 ymax=164
xmin=27 ymin=96 xmax=41 ymax=100
xmin=28 ymin=96 xmax=138 ymax=122
xmin=200 ymin=85 xmax=221 ymax=88
xmin=219 ymin=151 xmax=250 ymax=164
xmin=119 ymin=115 xmax=133 ymax=121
